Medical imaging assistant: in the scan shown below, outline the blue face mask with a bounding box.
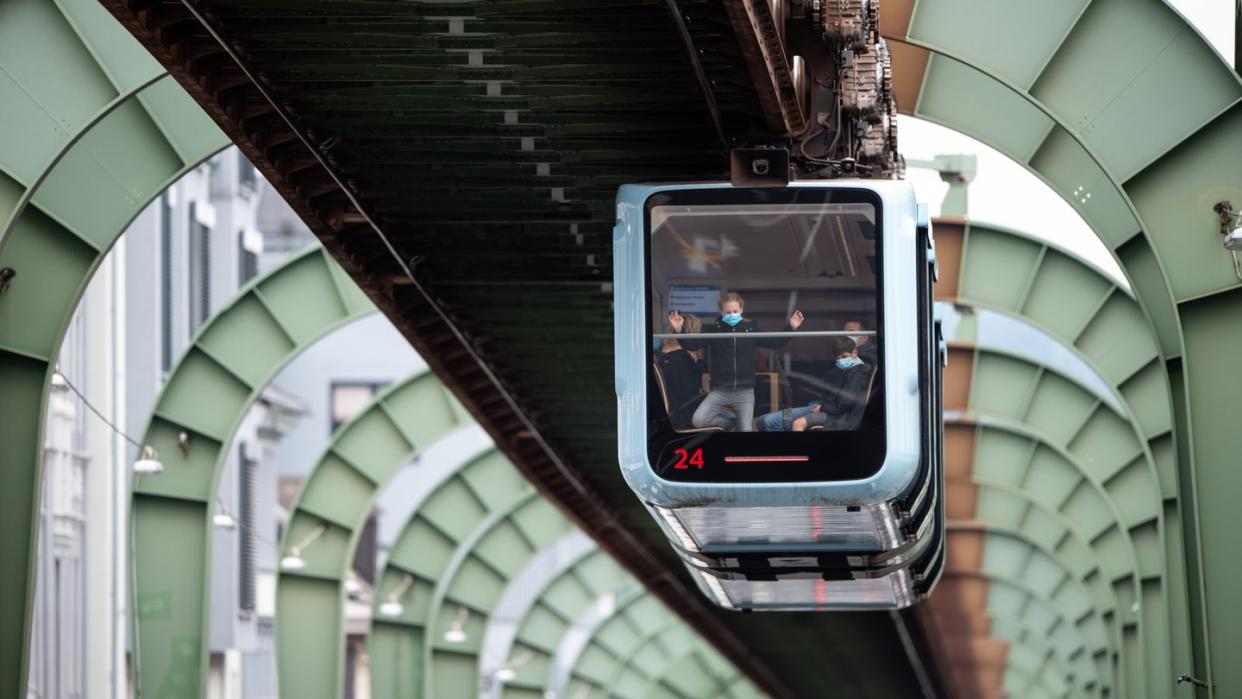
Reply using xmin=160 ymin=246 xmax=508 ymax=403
xmin=836 ymin=356 xmax=863 ymax=369
xmin=721 ymin=312 xmax=742 ymax=327
xmin=653 ymin=338 xmax=663 ymax=351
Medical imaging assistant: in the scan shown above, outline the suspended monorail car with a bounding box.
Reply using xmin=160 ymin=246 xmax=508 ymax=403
xmin=613 ymin=179 xmax=945 ymax=611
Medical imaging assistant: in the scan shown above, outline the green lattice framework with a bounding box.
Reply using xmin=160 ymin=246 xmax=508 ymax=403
xmin=885 ymin=3 xmax=1242 ymax=690
xmin=949 ymin=340 xmax=1157 ymax=694
xmin=1 ymin=0 xmax=1240 ymax=695
xmin=277 ymin=362 xmax=766 ymax=698
xmin=0 ymin=0 xmax=227 ymax=693
xmin=940 ymin=217 xmax=1194 ymax=695
xmin=275 ymin=367 xmax=477 ymax=698
xmin=129 ymin=245 xmax=377 ymax=695
xmin=113 ymin=243 xmax=762 ymax=698
xmin=497 ymin=548 xmax=766 ymax=699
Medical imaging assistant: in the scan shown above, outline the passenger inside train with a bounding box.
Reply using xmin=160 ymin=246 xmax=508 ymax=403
xmin=667 ymin=293 xmax=804 ymax=432
xmin=648 ymin=196 xmax=881 ymax=435
xmin=843 ymin=319 xmax=878 ymax=366
xmin=654 ymin=313 xmax=735 ymax=431
xmin=754 ymin=336 xmax=874 ymax=432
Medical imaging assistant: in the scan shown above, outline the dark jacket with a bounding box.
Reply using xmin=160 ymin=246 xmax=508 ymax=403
xmin=855 ymin=340 xmax=878 ymax=368
xmin=678 ymin=317 xmax=794 ymax=391
xmin=812 ymin=362 xmax=873 ymax=430
xmin=656 ymin=348 xmax=710 ymax=429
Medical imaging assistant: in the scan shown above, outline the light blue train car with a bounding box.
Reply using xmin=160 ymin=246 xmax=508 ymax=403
xmin=613 ymin=179 xmax=944 ymax=611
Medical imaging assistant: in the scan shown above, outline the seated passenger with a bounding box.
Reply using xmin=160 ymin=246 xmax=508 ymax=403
xmin=755 ymin=337 xmax=871 ymax=432
xmin=843 ymin=319 xmax=878 ymax=367
xmin=670 ymin=292 xmax=803 ymax=432
xmin=655 ymin=315 xmax=732 ymax=431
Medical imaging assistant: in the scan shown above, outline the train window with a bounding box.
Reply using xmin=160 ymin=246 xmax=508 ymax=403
xmin=644 ymin=187 xmax=886 ymax=483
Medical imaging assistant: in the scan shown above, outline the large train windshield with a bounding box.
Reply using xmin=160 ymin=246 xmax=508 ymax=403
xmin=645 ymin=187 xmax=885 ymax=482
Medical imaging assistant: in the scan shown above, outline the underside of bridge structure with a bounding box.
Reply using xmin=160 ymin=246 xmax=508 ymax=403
xmin=1 ymin=0 xmax=1240 ymax=697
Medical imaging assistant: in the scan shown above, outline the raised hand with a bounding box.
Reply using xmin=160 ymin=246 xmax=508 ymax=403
xmin=668 ymin=309 xmax=684 ymax=332
xmin=789 ymin=310 xmax=805 ymax=330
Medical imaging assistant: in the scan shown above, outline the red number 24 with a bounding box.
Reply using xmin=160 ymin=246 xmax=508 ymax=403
xmin=673 ymin=448 xmax=704 ymax=469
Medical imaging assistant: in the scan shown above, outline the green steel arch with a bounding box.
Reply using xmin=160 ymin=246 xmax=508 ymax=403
xmin=948 ymin=471 xmax=1118 ymax=695
xmin=0 ymin=0 xmax=1238 ymax=695
xmin=602 ymin=618 xmax=744 ymax=699
xmin=605 ymin=620 xmax=696 ymax=698
xmin=419 ymin=494 xmax=574 ymax=697
xmin=945 ymin=342 xmax=1157 ymax=693
xmin=945 ymin=220 xmax=1175 ymax=454
xmin=567 ymin=594 xmax=657 ymax=695
xmin=368 ymin=446 xmax=538 ymax=698
xmin=634 ymin=631 xmax=745 ymax=699
xmin=884 ymin=4 xmax=1242 ymax=686
xmin=561 ymin=589 xmax=762 ymax=699
xmin=129 ymin=245 xmax=376 ymax=696
xmin=947 ymin=473 xmax=1121 ymax=694
xmin=544 ymin=585 xmax=651 ymax=699
xmin=0 ymin=0 xmax=228 ymax=691
xmin=945 ymin=219 xmax=1200 ymax=693
xmin=475 ymin=534 xmax=610 ymax=697
xmin=956 ymin=347 xmax=1162 ymax=578
xmin=960 ymin=525 xmax=1119 ymax=696
xmin=946 ymin=525 xmax=1116 ymax=696
xmin=955 ymin=416 xmax=1145 ymax=690
xmin=957 ymin=347 xmax=1163 ymax=567
xmin=938 ymin=565 xmax=1098 ymax=699
xmin=275 ymin=368 xmax=472 ymax=699
xmin=950 ymin=336 xmax=1181 ymax=695
xmin=500 ymin=548 xmax=638 ymax=697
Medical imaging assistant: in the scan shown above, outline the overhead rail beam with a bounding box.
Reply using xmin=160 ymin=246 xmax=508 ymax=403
xmin=721 ymin=0 xmax=808 ymax=134
xmin=97 ymin=2 xmax=798 ymax=693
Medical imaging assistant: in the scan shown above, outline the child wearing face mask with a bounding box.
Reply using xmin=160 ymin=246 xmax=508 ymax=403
xmin=842 ymin=319 xmax=878 ymax=367
xmin=669 ymin=292 xmax=804 ymax=432
xmin=754 ymin=336 xmax=872 ymax=432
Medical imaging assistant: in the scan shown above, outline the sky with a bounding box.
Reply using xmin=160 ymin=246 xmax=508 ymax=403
xmin=899 ymin=0 xmax=1237 ymax=290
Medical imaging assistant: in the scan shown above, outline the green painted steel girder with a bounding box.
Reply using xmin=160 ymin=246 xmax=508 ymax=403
xmin=474 ymin=534 xmax=605 ymax=697
xmin=950 ymin=473 xmax=1123 ymax=694
xmin=957 ymin=416 xmax=1142 ymax=693
xmin=602 ymin=619 xmax=742 ymax=699
xmin=953 ymin=328 xmax=1178 ymax=692
xmin=639 ymin=644 xmax=745 ymax=699
xmin=565 ymin=594 xmax=706 ymax=698
xmin=959 ymin=346 xmax=1163 ymax=560
xmin=419 ymin=494 xmax=574 ymax=697
xmin=947 ymin=562 xmax=1105 ymax=698
xmin=933 ymin=325 xmax=1154 ymax=694
xmin=130 ymin=245 xmax=377 ymax=696
xmin=275 ymin=367 xmax=473 ymax=699
xmin=0 ymin=0 xmax=227 ymax=692
xmin=947 ymin=218 xmax=1200 ymax=693
xmin=891 ymin=2 xmax=1242 ymax=689
xmin=963 ymin=523 xmax=1119 ymax=695
xmin=501 ymin=549 xmax=640 ymax=697
xmin=0 ymin=1 xmax=1236 ymax=696
xmin=368 ymin=449 xmax=540 ymax=699
xmin=950 ymin=221 xmax=1174 ymax=450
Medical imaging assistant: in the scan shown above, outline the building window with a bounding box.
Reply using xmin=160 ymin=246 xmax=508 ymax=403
xmin=188 ymin=203 xmax=211 ymax=333
xmin=238 ymin=229 xmax=259 ymax=285
xmin=160 ymin=193 xmax=174 ymax=372
xmin=329 ymin=382 xmax=385 ymax=431
xmin=238 ymin=443 xmax=258 ymax=614
xmin=237 ymin=150 xmax=257 ymax=192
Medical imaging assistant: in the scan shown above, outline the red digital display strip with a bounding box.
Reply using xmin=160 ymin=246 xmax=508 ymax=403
xmin=723 ymin=455 xmax=810 ymax=463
